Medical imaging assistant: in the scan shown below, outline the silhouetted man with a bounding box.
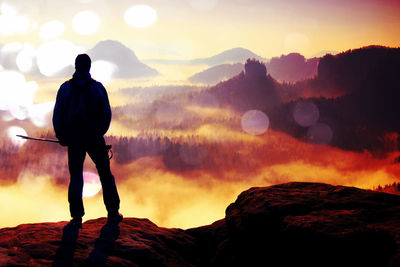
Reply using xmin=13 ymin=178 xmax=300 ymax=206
xmin=53 ymin=54 xmax=122 ymax=228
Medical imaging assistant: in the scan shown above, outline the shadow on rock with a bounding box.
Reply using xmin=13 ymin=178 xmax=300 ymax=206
xmin=85 ymin=223 xmax=120 ymax=266
xmin=52 ymin=224 xmax=80 ymax=267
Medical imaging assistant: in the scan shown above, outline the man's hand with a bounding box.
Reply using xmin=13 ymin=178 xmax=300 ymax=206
xmin=59 ymin=139 xmax=68 ymax=146
xmin=56 ymin=135 xmax=68 ymax=146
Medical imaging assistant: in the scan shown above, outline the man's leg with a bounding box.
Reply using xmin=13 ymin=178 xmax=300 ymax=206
xmin=67 ymin=145 xmax=86 ymax=219
xmin=87 ymin=137 xmax=120 ymax=216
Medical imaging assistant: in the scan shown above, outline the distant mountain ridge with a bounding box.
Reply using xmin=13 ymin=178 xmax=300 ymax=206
xmin=189 ymin=47 xmax=265 ymax=66
xmin=199 ymin=59 xmax=280 ymax=112
xmin=144 ymin=47 xmax=265 ymax=66
xmin=188 ymin=52 xmax=319 ymax=85
xmin=87 ymin=40 xmax=159 ymax=78
xmin=188 ymin=63 xmax=244 ymax=85
xmin=190 ymin=46 xmax=400 ymax=153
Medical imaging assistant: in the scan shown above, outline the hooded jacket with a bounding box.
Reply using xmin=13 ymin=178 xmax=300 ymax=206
xmin=52 ymin=72 xmax=111 ymax=145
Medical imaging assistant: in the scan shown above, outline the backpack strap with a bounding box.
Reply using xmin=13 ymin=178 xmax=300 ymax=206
xmin=68 ymin=77 xmax=95 ymax=89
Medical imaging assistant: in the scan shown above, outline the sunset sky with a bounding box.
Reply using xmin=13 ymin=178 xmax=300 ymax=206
xmin=2 ymin=0 xmax=400 ymax=60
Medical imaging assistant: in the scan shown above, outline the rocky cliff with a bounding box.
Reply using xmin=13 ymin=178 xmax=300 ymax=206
xmin=1 ymin=182 xmax=400 ymax=266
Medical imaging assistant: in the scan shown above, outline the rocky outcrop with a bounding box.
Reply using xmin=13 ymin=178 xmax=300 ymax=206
xmin=1 ymin=182 xmax=400 ymax=266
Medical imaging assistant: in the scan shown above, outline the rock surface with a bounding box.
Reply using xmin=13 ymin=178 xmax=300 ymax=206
xmin=1 ymin=182 xmax=400 ymax=266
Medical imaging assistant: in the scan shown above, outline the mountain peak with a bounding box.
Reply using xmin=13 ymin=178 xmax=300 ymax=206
xmin=87 ymin=40 xmax=159 ymax=78
xmin=220 ymin=47 xmax=257 ymax=54
xmin=90 ymin=40 xmax=139 ymax=60
xmin=190 ymin=47 xmax=265 ymax=66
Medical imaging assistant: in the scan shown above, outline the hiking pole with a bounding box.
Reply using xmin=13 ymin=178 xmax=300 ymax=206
xmin=16 ymin=135 xmax=114 ymax=159
xmin=16 ymin=135 xmax=60 ymax=143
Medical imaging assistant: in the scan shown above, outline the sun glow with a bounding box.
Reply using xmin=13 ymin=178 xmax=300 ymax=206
xmin=91 ymin=60 xmax=118 ymax=85
xmin=40 ymin=20 xmax=65 ymax=40
xmin=124 ymin=5 xmax=158 ymax=28
xmin=7 ymin=126 xmax=27 ymax=146
xmin=0 ymin=70 xmax=37 ymax=112
xmin=0 ymin=2 xmax=30 ymax=35
xmin=36 ymin=40 xmax=82 ymax=77
xmin=72 ymin=10 xmax=100 ymax=35
xmin=83 ymin=171 xmax=102 ymax=198
xmin=28 ymin=102 xmax=54 ymax=127
xmin=16 ymin=44 xmax=35 ymax=73
xmin=241 ymin=110 xmax=270 ymax=135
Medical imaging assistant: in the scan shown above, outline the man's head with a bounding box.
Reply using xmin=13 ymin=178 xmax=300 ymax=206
xmin=75 ymin=54 xmax=91 ymax=73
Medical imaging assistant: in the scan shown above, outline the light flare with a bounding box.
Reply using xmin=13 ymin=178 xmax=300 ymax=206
xmin=1 ymin=42 xmax=23 ymax=54
xmin=0 ymin=3 xmax=30 ymax=35
xmin=7 ymin=126 xmax=27 ymax=146
xmin=0 ymin=69 xmax=50 ymax=125
xmin=36 ymin=40 xmax=82 ymax=77
xmin=1 ymin=2 xmax=17 ymax=16
xmin=0 ymin=71 xmax=37 ymax=111
xmin=83 ymin=171 xmax=102 ymax=198
xmin=16 ymin=44 xmax=36 ymax=73
xmin=9 ymin=105 xmax=28 ymax=120
xmin=28 ymin=102 xmax=54 ymax=127
xmin=124 ymin=5 xmax=158 ymax=28
xmin=307 ymin=123 xmax=333 ymax=145
xmin=293 ymin=100 xmax=319 ymax=127
xmin=1 ymin=111 xmax=14 ymax=122
xmin=241 ymin=110 xmax=270 ymax=135
xmin=72 ymin=10 xmax=100 ymax=35
xmin=40 ymin=20 xmax=65 ymax=40
xmin=91 ymin=60 xmax=118 ymax=85
xmin=1 ymin=42 xmax=23 ymax=70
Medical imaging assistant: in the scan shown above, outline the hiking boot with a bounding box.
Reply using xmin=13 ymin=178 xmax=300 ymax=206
xmin=67 ymin=217 xmax=82 ymax=229
xmin=107 ymin=212 xmax=123 ymax=224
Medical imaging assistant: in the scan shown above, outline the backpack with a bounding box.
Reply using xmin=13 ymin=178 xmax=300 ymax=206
xmin=63 ymin=78 xmax=97 ymax=141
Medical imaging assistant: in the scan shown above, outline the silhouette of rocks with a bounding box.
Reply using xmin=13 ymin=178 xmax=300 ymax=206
xmin=250 ymin=46 xmax=400 ymax=153
xmin=199 ymin=59 xmax=280 ymax=112
xmin=1 ymin=182 xmax=400 ymax=266
xmin=267 ymin=53 xmax=319 ymax=83
xmin=188 ymin=53 xmax=319 ymax=85
xmin=244 ymin=58 xmax=267 ymax=79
